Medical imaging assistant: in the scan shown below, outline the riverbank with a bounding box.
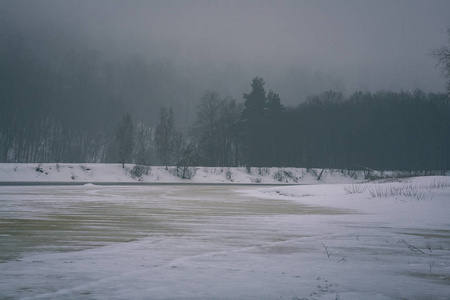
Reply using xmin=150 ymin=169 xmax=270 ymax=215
xmin=0 ymin=163 xmax=368 ymax=184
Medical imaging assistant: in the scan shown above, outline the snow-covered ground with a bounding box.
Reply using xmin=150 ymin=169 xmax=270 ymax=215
xmin=0 ymin=163 xmax=369 ymax=184
xmin=1 ymin=175 xmax=449 ymax=299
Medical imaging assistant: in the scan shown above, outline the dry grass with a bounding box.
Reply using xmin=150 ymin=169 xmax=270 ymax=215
xmin=368 ymin=184 xmax=426 ymax=201
xmin=426 ymin=179 xmax=450 ymax=189
xmin=344 ymin=183 xmax=367 ymax=194
xmin=365 ymin=178 xmax=450 ymax=201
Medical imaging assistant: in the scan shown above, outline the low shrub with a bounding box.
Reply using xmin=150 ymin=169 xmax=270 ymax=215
xmin=130 ymin=165 xmax=151 ymax=179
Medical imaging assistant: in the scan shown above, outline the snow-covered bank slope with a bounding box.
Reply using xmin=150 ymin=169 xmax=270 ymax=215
xmin=256 ymin=176 xmax=450 ymax=223
xmin=1 ymin=163 xmax=448 ymax=184
xmin=0 ymin=163 xmax=369 ymax=184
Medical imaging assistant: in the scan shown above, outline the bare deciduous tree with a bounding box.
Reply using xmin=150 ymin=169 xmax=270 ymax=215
xmin=134 ymin=122 xmax=153 ymax=166
xmin=191 ymin=91 xmax=221 ymax=166
xmin=191 ymin=91 xmax=242 ymax=167
xmin=432 ymin=28 xmax=450 ymax=95
xmin=155 ymin=106 xmax=176 ymax=169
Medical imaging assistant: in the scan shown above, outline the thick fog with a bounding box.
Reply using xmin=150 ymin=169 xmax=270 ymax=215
xmin=1 ymin=0 xmax=450 ymax=166
xmin=2 ymin=0 xmax=449 ymax=104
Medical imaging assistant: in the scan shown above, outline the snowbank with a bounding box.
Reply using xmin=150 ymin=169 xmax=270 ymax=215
xmin=0 ymin=163 xmax=368 ymax=184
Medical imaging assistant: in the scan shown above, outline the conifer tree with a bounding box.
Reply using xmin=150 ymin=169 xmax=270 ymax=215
xmin=240 ymin=77 xmax=267 ymax=167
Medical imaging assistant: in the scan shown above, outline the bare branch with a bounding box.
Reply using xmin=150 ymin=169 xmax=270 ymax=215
xmin=401 ymin=239 xmax=425 ymax=254
xmin=322 ymin=243 xmax=330 ymax=258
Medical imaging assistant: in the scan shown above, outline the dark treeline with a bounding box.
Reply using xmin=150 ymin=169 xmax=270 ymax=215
xmin=0 ymin=36 xmax=449 ymax=171
xmin=197 ymin=78 xmax=450 ymax=171
xmin=286 ymin=89 xmax=450 ymax=171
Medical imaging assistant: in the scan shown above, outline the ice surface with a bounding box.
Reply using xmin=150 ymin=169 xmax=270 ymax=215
xmin=0 ymin=179 xmax=450 ymax=299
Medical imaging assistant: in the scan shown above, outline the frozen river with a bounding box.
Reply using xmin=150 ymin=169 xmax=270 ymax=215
xmin=1 ymin=183 xmax=449 ymax=299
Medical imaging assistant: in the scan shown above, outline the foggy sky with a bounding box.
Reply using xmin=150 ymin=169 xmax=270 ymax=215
xmin=2 ymin=0 xmax=450 ymax=103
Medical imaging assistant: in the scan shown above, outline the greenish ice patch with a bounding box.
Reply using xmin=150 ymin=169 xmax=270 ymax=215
xmin=0 ymin=185 xmax=351 ymax=262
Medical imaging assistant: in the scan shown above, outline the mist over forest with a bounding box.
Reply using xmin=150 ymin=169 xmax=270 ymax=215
xmin=1 ymin=1 xmax=449 ymax=171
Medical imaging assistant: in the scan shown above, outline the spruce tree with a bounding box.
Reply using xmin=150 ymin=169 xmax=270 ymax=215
xmin=240 ymin=77 xmax=267 ymax=167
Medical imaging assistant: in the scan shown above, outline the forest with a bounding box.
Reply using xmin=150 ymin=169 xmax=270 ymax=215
xmin=1 ymin=30 xmax=449 ymax=172
xmin=187 ymin=78 xmax=450 ymax=171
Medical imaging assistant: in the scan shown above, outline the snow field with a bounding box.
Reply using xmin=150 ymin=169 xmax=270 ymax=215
xmin=0 ymin=176 xmax=449 ymax=299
